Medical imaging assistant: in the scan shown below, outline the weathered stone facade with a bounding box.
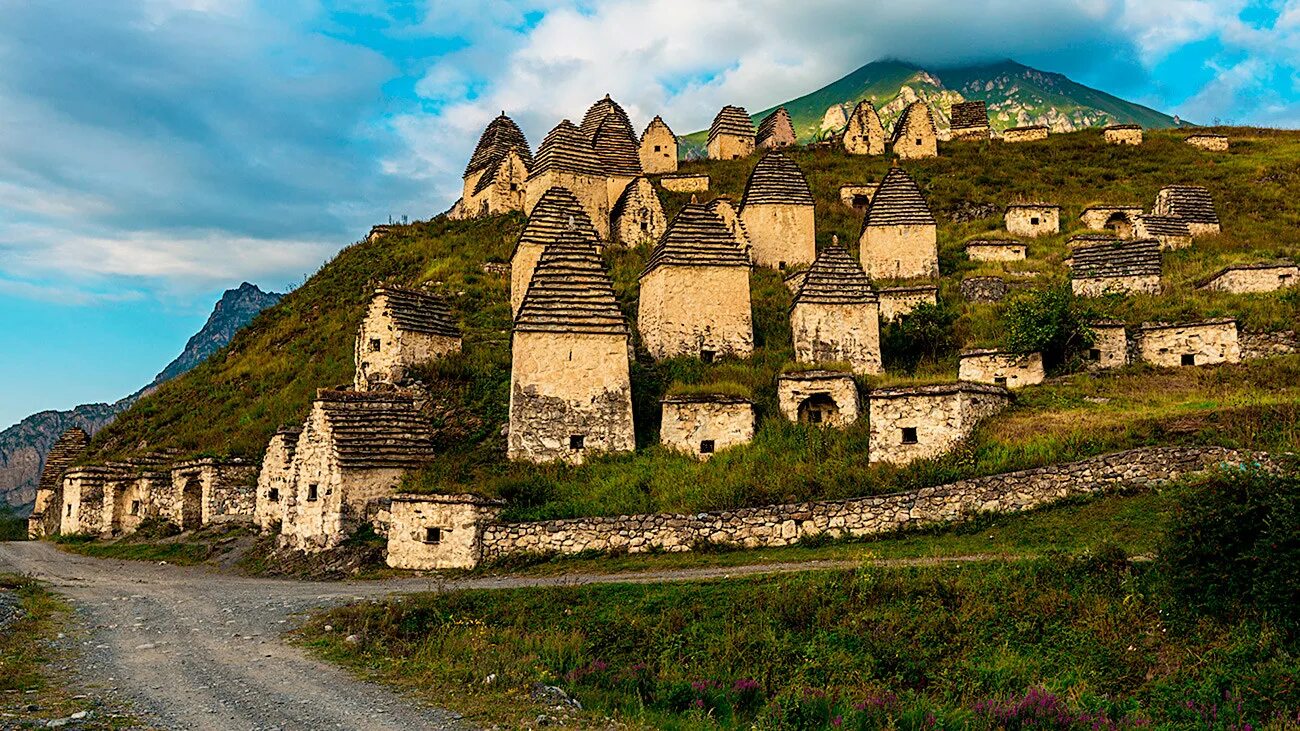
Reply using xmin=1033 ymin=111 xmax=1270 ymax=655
xmin=525 ymin=120 xmax=611 ymax=238
xmin=1002 ymin=125 xmax=1048 ymax=143
xmin=638 ymin=116 xmax=677 ymax=174
xmin=1133 ymin=215 xmax=1193 ymax=250
xmin=27 ymin=427 xmax=89 ymax=538
xmin=1241 ymin=330 xmax=1300 ymax=360
xmin=890 ymin=102 xmax=938 ymax=159
xmin=1070 ymin=239 xmax=1163 ymax=297
xmin=511 ymin=186 xmax=602 ymax=316
xmin=1103 ymin=125 xmax=1143 ymax=145
xmin=1086 ymin=322 xmax=1129 ymax=370
xmin=1005 ymin=203 xmax=1060 ymax=237
xmin=659 ymin=395 xmax=756 ymax=459
xmin=964 ymin=239 xmax=1026 ymax=262
xmin=960 ymin=276 xmax=1010 ymax=303
xmin=707 ymin=105 xmax=756 ymax=160
xmin=867 ymin=382 xmax=1010 ymax=465
xmin=609 ymin=176 xmax=666 ymax=248
xmin=386 ymin=494 xmax=504 ymax=570
xmin=756 ymin=107 xmax=796 ymax=149
xmin=1154 ymin=185 xmax=1221 ymax=237
xmin=354 ymin=288 xmax=461 ymax=390
xmin=859 ymin=166 xmax=938 ymax=280
xmin=60 ymin=467 xmax=118 ymax=536
xmin=790 ymin=242 xmax=882 ymax=375
xmin=169 ymin=459 xmax=258 ymax=531
xmin=842 ymin=101 xmax=886 ymax=156
xmin=877 ymin=285 xmax=938 ymax=321
xmin=104 ymin=473 xmax=167 ymax=537
xmin=660 ymin=174 xmax=709 ymax=193
xmin=1197 ymin=262 xmax=1298 ymax=293
xmin=840 ymin=184 xmax=877 ymax=211
xmin=638 ymin=204 xmax=753 ymax=360
xmin=704 ymin=198 xmax=752 ymax=258
xmin=1186 ymin=134 xmax=1229 ymax=152
xmin=254 ymin=427 xmax=299 ymax=532
xmin=739 ymin=152 xmax=815 ymax=269
xmin=1080 ymin=206 xmax=1142 ymax=237
xmin=1134 ymin=319 xmax=1240 ymax=368
xmin=776 ymin=371 xmax=860 ymax=427
xmin=455 ymin=113 xmax=533 ymax=220
xmin=959 ymin=350 xmax=1045 ymax=389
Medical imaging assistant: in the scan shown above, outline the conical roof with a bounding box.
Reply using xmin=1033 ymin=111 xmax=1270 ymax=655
xmin=862 ymin=166 xmax=935 ymax=228
xmin=579 ymin=94 xmax=626 ymax=138
xmin=529 ymin=120 xmax=604 ymax=179
xmin=375 ymin=287 xmax=461 ymax=339
xmin=756 ymin=107 xmax=795 ymax=147
xmin=740 ymin=151 xmax=814 ymax=207
xmin=793 ymin=241 xmax=877 ymax=306
xmin=643 ymin=203 xmax=751 ymax=275
xmin=514 ymin=228 xmax=628 ymax=335
xmin=890 ymin=102 xmax=937 ymax=143
xmin=513 ymin=187 xmax=601 ymax=256
xmin=708 ymin=105 xmax=755 ymax=144
xmin=592 ymin=116 xmax=643 ymax=177
xmin=464 ymin=113 xmax=533 ymax=178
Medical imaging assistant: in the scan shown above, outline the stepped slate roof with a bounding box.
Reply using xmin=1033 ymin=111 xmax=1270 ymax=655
xmin=950 ymin=101 xmax=989 ymax=130
xmin=964 ymin=239 xmax=1023 ymax=248
xmin=640 ymin=115 xmax=675 ymax=142
xmin=1135 ymin=214 xmax=1191 ymax=238
xmin=643 ymin=203 xmax=752 ymax=275
xmin=708 ymin=105 xmax=756 ymax=145
xmin=464 ymin=114 xmax=533 ymax=178
xmin=740 ymin=151 xmax=814 ymax=207
xmin=581 ymin=95 xmax=642 ymax=177
xmin=793 ymin=242 xmax=877 ymax=306
xmin=1156 ymin=185 xmax=1220 ymax=226
xmin=515 ymin=228 xmax=628 ymax=335
xmin=529 ymin=120 xmax=604 ymax=179
xmin=314 ymin=390 xmax=435 ymax=470
xmin=1070 ymin=239 xmax=1163 ymax=279
xmin=375 ymin=287 xmax=460 ymax=339
xmin=514 ymin=187 xmax=601 ymax=256
xmin=756 ymin=107 xmax=796 ymax=147
xmin=890 ymin=102 xmax=937 ymax=143
xmin=862 ymin=167 xmax=936 ymax=229
xmin=1068 ymin=233 xmax=1119 ymax=246
xmin=38 ymin=427 xmax=89 ymax=494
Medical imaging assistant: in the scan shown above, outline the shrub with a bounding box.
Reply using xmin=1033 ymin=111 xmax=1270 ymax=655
xmin=0 ymin=504 xmax=26 ymax=541
xmin=1001 ymin=285 xmax=1097 ymax=371
xmin=1157 ymin=464 xmax=1300 ymax=636
xmin=882 ymin=301 xmax=959 ymax=372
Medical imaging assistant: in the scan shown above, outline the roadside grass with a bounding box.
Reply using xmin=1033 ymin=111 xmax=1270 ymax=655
xmin=61 ymin=542 xmax=212 ymax=565
xmin=56 ymin=522 xmax=253 ymax=566
xmin=300 ymin=551 xmax=1300 ymax=729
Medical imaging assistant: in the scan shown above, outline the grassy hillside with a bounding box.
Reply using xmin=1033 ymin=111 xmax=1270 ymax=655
xmin=88 ymin=128 xmax=1300 ymax=521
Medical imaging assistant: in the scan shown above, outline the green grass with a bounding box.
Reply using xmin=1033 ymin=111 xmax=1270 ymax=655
xmin=61 ymin=541 xmax=212 ymax=565
xmin=0 ymin=503 xmax=26 ymax=541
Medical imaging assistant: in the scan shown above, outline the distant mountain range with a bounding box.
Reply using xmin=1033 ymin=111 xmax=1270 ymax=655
xmin=0 ymin=282 xmax=282 ymax=512
xmin=682 ymin=59 xmax=1185 ymax=154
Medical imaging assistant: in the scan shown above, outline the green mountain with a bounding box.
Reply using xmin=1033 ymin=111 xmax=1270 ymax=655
xmin=683 ymin=59 xmax=1183 ymax=154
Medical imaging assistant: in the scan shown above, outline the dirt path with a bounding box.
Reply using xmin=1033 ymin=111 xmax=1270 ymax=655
xmin=0 ymin=541 xmax=1003 ymax=729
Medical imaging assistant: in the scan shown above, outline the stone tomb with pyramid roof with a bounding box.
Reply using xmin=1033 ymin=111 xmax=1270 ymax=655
xmin=1154 ymin=185 xmax=1221 ymax=237
xmin=354 ymin=287 xmax=461 ymax=391
xmin=842 ymin=100 xmax=886 ymax=156
xmin=28 ymin=427 xmax=90 ymax=538
xmin=510 ymin=186 xmax=602 ymax=315
xmin=739 ymin=151 xmax=816 ymax=269
xmin=858 ymin=166 xmax=938 ymax=280
xmin=707 ymin=105 xmax=756 ymax=160
xmin=456 ymin=113 xmax=532 ymax=219
xmin=639 ymin=115 xmax=677 ymax=174
xmin=891 ymin=102 xmax=938 ymax=159
xmin=756 ymin=106 xmax=796 ymax=149
xmin=949 ymin=101 xmax=990 ymax=141
xmin=790 ymin=238 xmax=882 ymax=375
xmin=609 ymin=176 xmax=667 ymax=248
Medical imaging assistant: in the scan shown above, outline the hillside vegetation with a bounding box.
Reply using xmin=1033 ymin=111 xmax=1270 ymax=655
xmin=88 ymin=128 xmax=1300 ymax=521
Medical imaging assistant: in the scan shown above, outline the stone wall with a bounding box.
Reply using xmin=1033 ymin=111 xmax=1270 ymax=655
xmin=660 ymin=396 xmax=756 ymax=459
xmin=877 ymin=286 xmax=938 ymax=321
xmin=354 ymin=295 xmax=461 ymax=389
xmin=859 ymin=224 xmax=938 ymax=280
xmin=958 ymin=351 xmax=1045 ymax=389
xmin=1135 ymin=320 xmax=1241 ymax=367
xmin=965 ymin=242 xmax=1026 ymax=262
xmin=387 ymin=495 xmax=505 ymax=570
xmin=1072 ymin=274 xmax=1162 ymax=298
xmin=960 ymin=276 xmax=1010 ymax=303
xmin=475 ymin=447 xmax=1266 ymax=561
xmin=510 ymin=242 xmax=546 ymax=316
xmin=508 ymin=331 xmax=636 ymax=464
xmin=1104 ymin=127 xmax=1143 ymax=145
xmin=459 ymin=151 xmax=528 ymax=219
xmin=708 ymin=134 xmax=754 ymax=161
xmin=840 ymin=185 xmax=877 ymax=210
xmin=867 ymin=383 xmax=1010 ymax=465
xmin=843 ymin=106 xmax=885 ymax=155
xmin=740 ymin=203 xmax=815 ymax=270
xmin=1241 ymin=330 xmax=1300 ymax=360
xmin=660 ymin=175 xmax=709 ymax=193
xmin=60 ymin=469 xmax=116 ymax=535
xmin=170 ymin=460 xmax=258 ymax=529
xmin=639 ymin=124 xmax=677 ymax=174
xmin=776 ymin=371 xmax=860 ymax=427
xmin=893 ymin=110 xmax=938 ymax=159
xmin=1080 ymin=207 xmax=1142 ymax=233
xmin=255 ymin=430 xmax=298 ymax=532
xmin=791 ymin=300 xmax=882 ymax=376
xmin=611 ymin=178 xmax=667 ymax=248
xmin=1005 ymin=206 xmax=1060 ymax=237
xmin=1186 ymin=135 xmax=1229 ymax=152
xmin=1199 ymin=264 xmax=1298 ymax=294
xmin=104 ymin=474 xmax=164 ymax=537
xmin=637 ymin=266 xmax=753 ymax=360
xmin=1002 ymin=127 xmax=1048 ymax=143
xmin=1087 ymin=324 xmax=1129 ymax=369
xmin=525 ymin=170 xmax=611 ymax=240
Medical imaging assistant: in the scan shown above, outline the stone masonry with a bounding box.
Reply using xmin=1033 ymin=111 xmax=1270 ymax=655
xmin=1134 ymin=319 xmax=1240 ymax=368
xmin=890 ymin=102 xmax=938 ymax=159
xmin=739 ymin=151 xmax=816 ymax=269
xmin=776 ymin=371 xmax=860 ymax=427
xmin=1005 ymin=203 xmax=1060 ymax=237
xmin=868 ymin=382 xmax=1010 ymax=465
xmin=790 ymin=240 xmax=882 ymax=375
xmin=1086 ymin=321 xmax=1130 ymax=370
xmin=255 ymin=427 xmax=300 ymax=532
xmin=659 ymin=174 xmax=709 ymax=193
xmin=842 ymin=101 xmax=886 ymax=156
xmin=659 ymin=394 xmax=756 ymax=459
xmin=169 ymin=459 xmax=258 ymax=531
xmin=1103 ymin=125 xmax=1143 ymax=145
xmin=1002 ymin=125 xmax=1048 ymax=143
xmin=707 ymin=105 xmax=756 ymax=160
xmin=859 ymin=166 xmax=938 ymax=280
xmin=386 ymin=494 xmax=505 ymax=570
xmin=958 ymin=350 xmax=1045 ymax=389
xmin=638 ymin=116 xmax=677 ymax=174
xmin=1070 ymin=239 xmax=1163 ymax=297
xmin=877 ymin=285 xmax=938 ymax=321
xmin=964 ymin=239 xmax=1025 ymax=262
xmin=1186 ymin=134 xmax=1229 ymax=152
xmin=28 ymin=427 xmax=89 ymax=538
xmin=1197 ymin=262 xmax=1298 ymax=293
xmin=354 ymin=287 xmax=461 ymax=390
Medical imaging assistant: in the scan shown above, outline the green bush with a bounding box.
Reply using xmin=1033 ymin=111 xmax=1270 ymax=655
xmin=1001 ymin=285 xmax=1097 ymax=371
xmin=0 ymin=504 xmax=26 ymax=541
xmin=1157 ymin=464 xmax=1300 ymax=636
xmin=881 ymin=300 xmax=959 ymax=372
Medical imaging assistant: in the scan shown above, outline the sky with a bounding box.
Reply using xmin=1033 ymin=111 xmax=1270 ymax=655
xmin=1 ymin=0 xmax=1298 ymax=428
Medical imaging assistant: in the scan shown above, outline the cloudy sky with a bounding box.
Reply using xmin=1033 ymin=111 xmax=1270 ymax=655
xmin=1 ymin=0 xmax=1297 ymax=427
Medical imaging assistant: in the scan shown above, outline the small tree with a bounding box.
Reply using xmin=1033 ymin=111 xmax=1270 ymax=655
xmin=1001 ymin=285 xmax=1096 ymax=371
xmin=882 ymin=301 xmax=958 ymax=372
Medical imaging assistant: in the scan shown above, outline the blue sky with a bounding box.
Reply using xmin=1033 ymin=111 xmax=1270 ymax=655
xmin=1 ymin=0 xmax=1298 ymax=428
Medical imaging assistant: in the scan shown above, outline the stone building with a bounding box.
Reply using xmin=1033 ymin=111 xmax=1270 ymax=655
xmin=756 ymin=106 xmax=796 ymax=149
xmin=1005 ymin=203 xmax=1060 ymax=237
xmin=1134 ymin=319 xmax=1240 ymax=367
xmin=890 ymin=102 xmax=939 ymax=159
xmin=739 ymin=151 xmax=816 ymax=269
xmin=790 ymin=240 xmax=882 ymax=375
xmin=169 ymin=459 xmax=257 ymax=531
xmin=525 ymin=120 xmax=610 ymax=238
xmin=354 ymin=287 xmax=461 ymax=390
xmin=510 ymin=186 xmax=602 ymax=315
xmin=877 ymin=285 xmax=938 ymax=321
xmin=1080 ymin=206 xmax=1143 ymax=237
xmin=59 ymin=466 xmax=120 ymax=536
xmin=822 ymin=103 xmax=849 ymax=133
xmin=776 ymin=371 xmax=860 ymax=427
xmin=1002 ymin=125 xmax=1048 ymax=143
xmin=1086 ymin=321 xmax=1129 ymax=369
xmin=1197 ymin=261 xmax=1298 ymax=293
xmin=456 ymin=113 xmax=533 ymax=220
xmin=704 ymin=197 xmax=752 ymax=258
xmin=842 ymin=100 xmax=886 ymax=156
xmin=958 ymin=350 xmax=1045 ymax=389
xmin=660 ymin=174 xmax=709 ymax=193
xmin=27 ymin=426 xmax=89 ymax=538
xmin=386 ymin=494 xmax=505 ymax=570
xmin=281 ymin=389 xmax=435 ymax=551
xmin=639 ymin=203 xmax=753 ymax=360
xmin=858 ymin=166 xmax=938 ymax=280
xmin=867 ymin=383 xmax=1010 ymax=465
xmin=609 ymin=176 xmax=667 ymax=248
xmin=659 ymin=394 xmax=756 ymax=459
xmin=1186 ymin=134 xmax=1229 ymax=152
xmin=964 ymin=239 xmax=1026 ymax=262
xmin=949 ymin=101 xmax=990 ymax=141
xmin=510 ymin=229 xmax=635 ymax=464
xmin=1103 ymin=124 xmax=1143 ymax=145
xmin=580 ymin=94 xmax=644 ymax=205
xmin=102 ymin=472 xmax=166 ymax=537
xmin=254 ymin=426 xmax=300 ymax=532
xmin=1070 ymin=239 xmax=1163 ymax=297
xmin=638 ymin=115 xmax=677 ymax=174
xmin=707 ymin=105 xmax=756 ymax=160
xmin=1154 ymin=185 xmax=1221 ymax=237
xmin=1133 ymin=214 xmax=1193 ymax=250
xmin=840 ymin=184 xmax=877 ymax=211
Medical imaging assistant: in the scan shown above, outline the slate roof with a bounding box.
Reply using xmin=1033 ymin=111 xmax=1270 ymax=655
xmin=581 ymin=95 xmax=642 ymax=177
xmin=1105 ymin=124 xmax=1142 ymax=130
xmin=1068 ymin=233 xmax=1119 ymax=247
xmin=38 ymin=427 xmax=89 ymax=494
xmin=529 ymin=120 xmax=604 ymax=179
xmin=862 ymin=166 xmax=935 ymax=229
xmin=1070 ymin=239 xmax=1163 ymax=279
xmin=964 ymin=239 xmax=1024 ymax=249
xmin=740 ymin=151 xmax=814 ymax=207
xmin=640 ymin=115 xmax=675 ymax=142
xmin=1006 ymin=202 xmax=1060 ymax=211
xmin=375 ymin=287 xmax=460 ymax=339
xmin=1135 ymin=214 xmax=1192 ymax=238
xmin=890 ymin=102 xmax=937 ymax=143
xmin=314 ymin=390 xmax=436 ymax=470
xmin=464 ymin=113 xmax=533 ymax=178
xmin=1155 ymin=185 xmax=1220 ymax=226
xmin=514 ymin=187 xmax=601 ymax=256
xmin=515 ymin=228 xmax=628 ymax=335
xmin=643 ymin=203 xmax=752 ymax=275
xmin=950 ymin=101 xmax=989 ymax=130
xmin=1196 ymin=260 xmax=1297 ymax=287
xmin=755 ymin=107 xmax=795 ymax=147
xmin=708 ymin=105 xmax=755 ymax=145
xmin=792 ymin=242 xmax=877 ymax=306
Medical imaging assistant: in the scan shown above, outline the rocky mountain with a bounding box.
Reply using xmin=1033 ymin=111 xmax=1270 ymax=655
xmin=683 ymin=59 xmax=1183 ymax=154
xmin=0 ymin=282 xmax=282 ymax=511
